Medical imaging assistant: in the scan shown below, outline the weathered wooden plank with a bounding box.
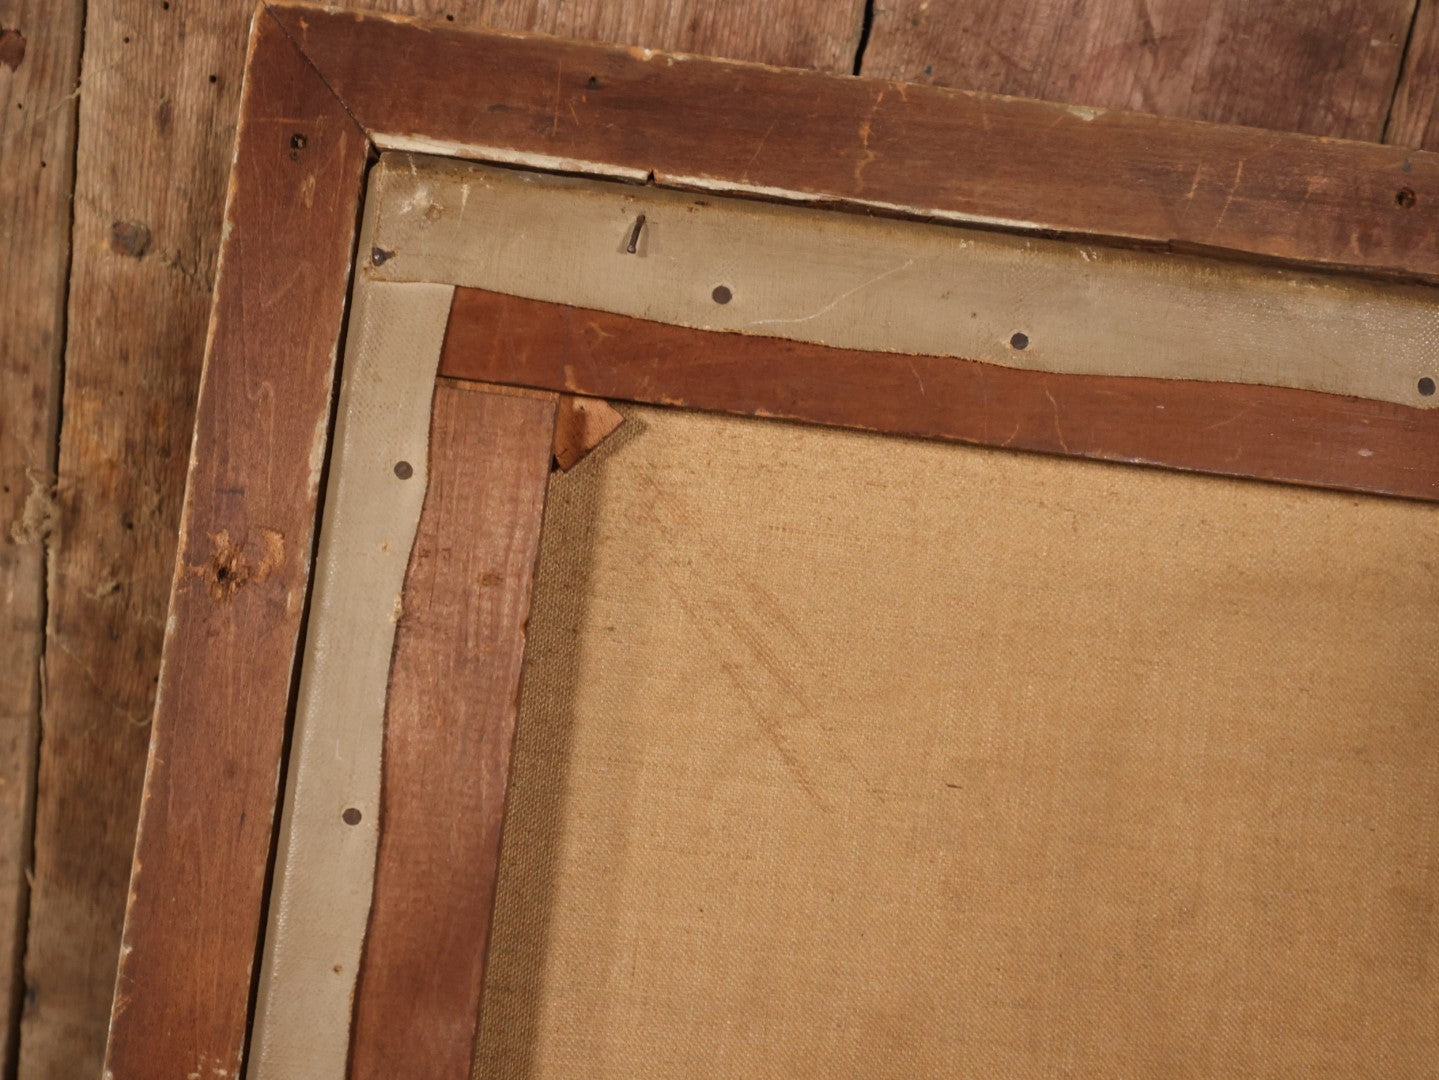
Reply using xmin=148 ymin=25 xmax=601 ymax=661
xmin=348 ymin=380 xmax=556 ymax=1080
xmin=19 ymin=2 xmax=262 ymax=1076
xmin=441 ymin=287 xmax=1439 ymax=502
xmin=860 ymin=0 xmax=1416 ymax=141
xmin=1388 ymin=1 xmax=1439 ymax=149
xmin=0 ymin=0 xmax=82 ymax=1073
xmin=446 ymin=0 xmax=864 ymax=68
xmin=272 ymin=5 xmax=1439 ymax=283
xmin=99 ymin=13 xmax=369 ymax=1080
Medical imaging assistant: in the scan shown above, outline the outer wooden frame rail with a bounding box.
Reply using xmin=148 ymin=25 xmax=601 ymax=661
xmin=104 ymin=4 xmax=1439 ymax=1078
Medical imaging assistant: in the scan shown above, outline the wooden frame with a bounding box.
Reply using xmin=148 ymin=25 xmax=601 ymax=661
xmin=104 ymin=4 xmax=1439 ymax=1078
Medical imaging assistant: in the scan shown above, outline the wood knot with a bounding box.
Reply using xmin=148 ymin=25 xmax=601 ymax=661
xmin=0 ymin=28 xmax=25 ymax=71
xmin=109 ymin=220 xmax=152 ymax=259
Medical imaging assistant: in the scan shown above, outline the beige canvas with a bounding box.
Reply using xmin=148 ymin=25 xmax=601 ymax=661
xmin=475 ymin=407 xmax=1439 ymax=1078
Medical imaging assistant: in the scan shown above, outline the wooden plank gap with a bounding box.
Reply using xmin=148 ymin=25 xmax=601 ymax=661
xmin=1382 ymin=0 xmax=1427 ymax=144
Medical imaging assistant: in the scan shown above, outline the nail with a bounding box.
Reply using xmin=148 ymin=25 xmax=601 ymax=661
xmin=626 ymin=214 xmax=646 ymax=254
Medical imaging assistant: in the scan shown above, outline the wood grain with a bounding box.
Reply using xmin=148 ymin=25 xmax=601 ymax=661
xmin=99 ymin=14 xmax=368 ymax=1080
xmin=20 ymin=1 xmax=265 ymax=1075
xmin=1388 ymin=1 xmax=1439 ymax=149
xmin=0 ymin=1 xmax=82 ymax=1072
xmin=25 ymin=1 xmax=859 ymax=1076
xmin=271 ymin=5 xmax=1439 ymax=283
xmin=422 ymin=0 xmax=864 ymax=68
xmin=859 ymin=0 xmax=1417 ymax=141
xmin=349 ymin=380 xmax=556 ymax=1080
xmin=440 ymin=287 xmax=1439 ymax=502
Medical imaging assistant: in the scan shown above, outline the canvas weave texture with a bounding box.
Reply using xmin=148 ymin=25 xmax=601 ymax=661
xmin=474 ymin=407 xmax=1439 ymax=1078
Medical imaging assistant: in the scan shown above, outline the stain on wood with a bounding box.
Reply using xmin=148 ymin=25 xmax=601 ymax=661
xmin=0 ymin=0 xmax=83 ymax=1071
xmin=553 ymin=395 xmax=626 ymax=470
xmin=99 ymin=13 xmax=368 ymax=1080
xmin=441 ymin=287 xmax=1439 ymax=502
xmin=348 ymin=379 xmax=556 ymax=1080
xmin=106 ymin=220 xmax=151 ymax=259
xmin=271 ymin=4 xmax=1439 ymax=283
xmin=860 ymin=0 xmax=1417 ymax=142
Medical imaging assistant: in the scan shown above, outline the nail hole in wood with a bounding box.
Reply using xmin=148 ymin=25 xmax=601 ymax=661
xmin=1397 ymin=188 xmax=1417 ymax=208
xmin=290 ymin=133 xmax=307 ymax=150
xmin=586 ymin=75 xmax=601 ymax=89
xmin=393 ymin=460 xmax=414 ymax=479
xmin=1010 ymin=332 xmax=1030 ymax=350
xmin=1419 ymin=376 xmax=1436 ymax=396
xmin=342 ymin=808 xmax=362 ymax=826
xmin=712 ymin=285 xmax=732 ymax=304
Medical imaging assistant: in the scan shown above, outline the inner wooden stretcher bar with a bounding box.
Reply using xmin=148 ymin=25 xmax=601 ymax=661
xmin=440 ymin=287 xmax=1439 ymax=501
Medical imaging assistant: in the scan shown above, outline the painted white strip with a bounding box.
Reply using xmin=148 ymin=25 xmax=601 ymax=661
xmin=247 ymin=264 xmax=455 ymax=1073
xmin=367 ymin=151 xmax=1439 ymax=409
